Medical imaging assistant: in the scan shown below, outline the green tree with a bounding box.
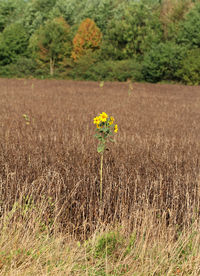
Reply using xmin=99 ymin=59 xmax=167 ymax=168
xmin=159 ymin=0 xmax=196 ymax=40
xmin=103 ymin=1 xmax=163 ymax=60
xmin=23 ymin=0 xmax=56 ymax=35
xmin=50 ymin=0 xmax=117 ymax=33
xmin=0 ymin=22 xmax=29 ymax=65
xmin=142 ymin=42 xmax=186 ymax=82
xmin=177 ymin=2 xmax=200 ymax=48
xmin=76 ymin=0 xmax=116 ymax=32
xmin=29 ymin=17 xmax=72 ymax=76
xmin=0 ymin=0 xmax=26 ymax=32
xmin=49 ymin=0 xmax=83 ymax=26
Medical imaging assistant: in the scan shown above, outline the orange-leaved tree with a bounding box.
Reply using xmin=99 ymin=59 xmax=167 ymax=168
xmin=71 ymin=18 xmax=102 ymax=61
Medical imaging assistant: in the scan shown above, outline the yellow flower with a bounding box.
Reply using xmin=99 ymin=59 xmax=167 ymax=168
xmin=93 ymin=116 xmax=100 ymax=125
xmin=109 ymin=116 xmax=114 ymax=125
xmin=114 ymin=124 xmax=118 ymax=133
xmin=100 ymin=112 xmax=108 ymax=122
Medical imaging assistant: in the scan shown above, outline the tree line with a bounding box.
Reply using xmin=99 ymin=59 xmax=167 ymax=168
xmin=0 ymin=0 xmax=199 ymax=84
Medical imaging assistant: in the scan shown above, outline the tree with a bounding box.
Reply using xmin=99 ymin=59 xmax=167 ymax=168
xmin=159 ymin=0 xmax=196 ymax=40
xmin=22 ymin=0 xmax=56 ymax=35
xmin=176 ymin=48 xmax=200 ymax=85
xmin=74 ymin=0 xmax=116 ymax=32
xmin=0 ymin=0 xmax=26 ymax=32
xmin=49 ymin=0 xmax=83 ymax=26
xmin=49 ymin=0 xmax=115 ymax=32
xmin=0 ymin=22 xmax=29 ymax=65
xmin=177 ymin=2 xmax=200 ymax=48
xmin=29 ymin=17 xmax=71 ymax=76
xmin=71 ymin=18 xmax=102 ymax=61
xmin=103 ymin=1 xmax=163 ymax=60
xmin=142 ymin=42 xmax=185 ymax=82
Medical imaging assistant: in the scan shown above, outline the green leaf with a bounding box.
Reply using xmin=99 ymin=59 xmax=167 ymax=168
xmin=94 ymin=133 xmax=102 ymax=139
xmin=103 ymin=127 xmax=109 ymax=132
xmin=97 ymin=143 xmax=105 ymax=153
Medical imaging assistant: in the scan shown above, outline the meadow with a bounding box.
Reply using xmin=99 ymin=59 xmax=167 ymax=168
xmin=0 ymin=78 xmax=200 ymax=275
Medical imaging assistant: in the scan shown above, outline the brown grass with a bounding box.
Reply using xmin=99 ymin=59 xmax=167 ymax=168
xmin=0 ymin=78 xmax=200 ymax=274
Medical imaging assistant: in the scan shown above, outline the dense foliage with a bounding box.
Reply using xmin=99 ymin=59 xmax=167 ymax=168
xmin=0 ymin=0 xmax=199 ymax=84
xmin=71 ymin=18 xmax=102 ymax=61
xmin=29 ymin=17 xmax=71 ymax=75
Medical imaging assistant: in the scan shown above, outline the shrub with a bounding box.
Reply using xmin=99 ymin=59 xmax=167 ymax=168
xmin=142 ymin=42 xmax=186 ymax=82
xmin=106 ymin=59 xmax=143 ymax=82
xmin=70 ymin=58 xmax=142 ymax=81
xmin=176 ymin=48 xmax=200 ymax=85
xmin=93 ymin=231 xmax=123 ymax=259
xmin=0 ymin=57 xmax=37 ymax=78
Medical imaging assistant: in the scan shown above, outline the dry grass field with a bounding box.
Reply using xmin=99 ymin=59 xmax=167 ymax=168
xmin=0 ymin=78 xmax=200 ymax=275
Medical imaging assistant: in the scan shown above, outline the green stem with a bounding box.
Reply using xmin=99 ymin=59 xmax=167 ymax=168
xmin=100 ymin=153 xmax=103 ymax=202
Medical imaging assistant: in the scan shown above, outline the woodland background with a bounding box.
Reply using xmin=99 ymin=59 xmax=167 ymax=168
xmin=0 ymin=0 xmax=200 ymax=84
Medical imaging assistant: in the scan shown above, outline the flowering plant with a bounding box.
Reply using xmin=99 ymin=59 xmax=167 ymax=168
xmin=93 ymin=112 xmax=118 ymax=201
xmin=23 ymin=114 xmax=30 ymax=125
xmin=93 ymin=112 xmax=118 ymax=154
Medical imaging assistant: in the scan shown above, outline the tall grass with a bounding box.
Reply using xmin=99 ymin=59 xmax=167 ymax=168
xmin=0 ymin=79 xmax=200 ymax=274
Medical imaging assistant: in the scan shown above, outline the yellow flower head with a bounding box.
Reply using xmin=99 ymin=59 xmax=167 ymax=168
xmin=100 ymin=112 xmax=108 ymax=122
xmin=109 ymin=116 xmax=114 ymax=125
xmin=93 ymin=116 xmax=100 ymax=125
xmin=114 ymin=124 xmax=118 ymax=133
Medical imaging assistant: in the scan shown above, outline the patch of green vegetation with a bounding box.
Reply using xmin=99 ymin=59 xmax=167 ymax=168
xmin=93 ymin=231 xmax=123 ymax=259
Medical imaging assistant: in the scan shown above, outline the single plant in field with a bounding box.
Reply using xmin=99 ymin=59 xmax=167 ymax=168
xmin=23 ymin=114 xmax=30 ymax=125
xmin=93 ymin=112 xmax=118 ymax=201
xmin=99 ymin=81 xmax=104 ymax=88
xmin=127 ymin=79 xmax=133 ymax=96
